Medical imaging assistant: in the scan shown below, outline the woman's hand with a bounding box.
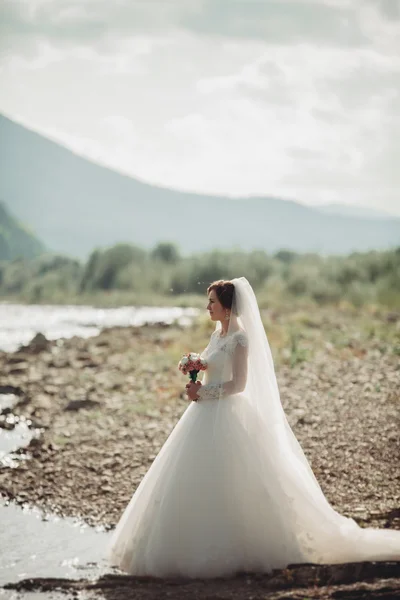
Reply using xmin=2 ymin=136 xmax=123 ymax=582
xmin=186 ymin=381 xmax=202 ymax=401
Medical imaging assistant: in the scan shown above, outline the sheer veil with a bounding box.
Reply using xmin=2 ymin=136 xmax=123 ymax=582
xmin=212 ymin=276 xmax=400 ymax=564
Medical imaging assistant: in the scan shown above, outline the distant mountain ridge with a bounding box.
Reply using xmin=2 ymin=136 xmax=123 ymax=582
xmin=0 ymin=201 xmax=45 ymax=260
xmin=315 ymin=203 xmax=398 ymax=220
xmin=0 ymin=114 xmax=399 ymax=258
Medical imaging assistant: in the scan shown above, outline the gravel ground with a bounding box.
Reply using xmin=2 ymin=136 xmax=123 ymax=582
xmin=1 ymin=305 xmax=399 ymax=599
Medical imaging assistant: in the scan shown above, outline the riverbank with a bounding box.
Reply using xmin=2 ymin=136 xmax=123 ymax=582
xmin=0 ymin=302 xmax=199 ymax=352
xmin=1 ymin=305 xmax=399 ymax=598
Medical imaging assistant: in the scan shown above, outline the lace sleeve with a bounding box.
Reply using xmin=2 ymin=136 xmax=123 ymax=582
xmin=197 ymin=331 xmax=248 ymax=401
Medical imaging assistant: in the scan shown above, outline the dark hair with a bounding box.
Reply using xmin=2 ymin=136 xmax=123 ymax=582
xmin=207 ymin=280 xmax=235 ymax=311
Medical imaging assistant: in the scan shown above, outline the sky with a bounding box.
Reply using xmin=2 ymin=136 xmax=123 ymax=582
xmin=1 ymin=0 xmax=400 ymax=216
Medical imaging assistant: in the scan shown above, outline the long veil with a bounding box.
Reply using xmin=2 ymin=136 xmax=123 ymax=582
xmin=213 ymin=276 xmax=400 ymax=564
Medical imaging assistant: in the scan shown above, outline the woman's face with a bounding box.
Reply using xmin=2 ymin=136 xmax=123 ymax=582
xmin=206 ymin=289 xmax=226 ymax=322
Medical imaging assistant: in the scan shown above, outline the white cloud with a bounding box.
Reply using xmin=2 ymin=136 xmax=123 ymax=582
xmin=196 ymin=55 xmax=269 ymax=93
xmin=2 ymin=40 xmax=63 ymax=71
xmin=1 ymin=0 xmax=400 ymax=216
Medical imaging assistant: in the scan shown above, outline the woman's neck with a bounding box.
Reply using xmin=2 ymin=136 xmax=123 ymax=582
xmin=219 ymin=320 xmax=229 ymax=336
xmin=219 ymin=315 xmax=239 ymax=337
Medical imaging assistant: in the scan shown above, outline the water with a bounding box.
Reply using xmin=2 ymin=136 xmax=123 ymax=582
xmin=0 ymin=396 xmax=19 ymax=412
xmin=0 ymin=419 xmax=35 ymax=467
xmin=0 ymin=303 xmax=199 ymax=352
xmin=0 ymin=395 xmax=37 ymax=468
xmin=0 ymin=392 xmax=112 ymax=596
xmin=0 ymin=501 xmax=111 ymax=587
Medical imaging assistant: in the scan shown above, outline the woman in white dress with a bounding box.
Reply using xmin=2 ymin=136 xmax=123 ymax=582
xmin=108 ymin=277 xmax=400 ymax=577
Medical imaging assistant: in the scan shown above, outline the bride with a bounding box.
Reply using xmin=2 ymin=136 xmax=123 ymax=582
xmin=108 ymin=277 xmax=400 ymax=577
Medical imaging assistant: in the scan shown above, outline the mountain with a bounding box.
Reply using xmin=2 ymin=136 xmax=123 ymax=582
xmin=0 ymin=114 xmax=399 ymax=258
xmin=315 ymin=203 xmax=398 ymax=220
xmin=0 ymin=200 xmax=45 ymax=260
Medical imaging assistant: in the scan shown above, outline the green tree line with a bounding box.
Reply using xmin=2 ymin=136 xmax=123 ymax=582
xmin=0 ymin=242 xmax=399 ymax=308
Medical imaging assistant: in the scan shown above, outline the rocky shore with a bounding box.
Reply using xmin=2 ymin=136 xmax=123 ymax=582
xmin=1 ymin=305 xmax=399 ymax=599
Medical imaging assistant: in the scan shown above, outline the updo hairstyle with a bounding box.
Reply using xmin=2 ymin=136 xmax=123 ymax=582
xmin=207 ymin=280 xmax=238 ymax=314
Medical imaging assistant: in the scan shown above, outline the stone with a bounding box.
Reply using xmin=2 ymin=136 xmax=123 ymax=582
xmin=64 ymin=399 xmax=101 ymax=411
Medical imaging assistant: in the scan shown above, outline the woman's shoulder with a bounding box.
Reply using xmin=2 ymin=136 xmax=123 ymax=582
xmin=225 ymin=329 xmax=249 ymax=346
xmin=232 ymin=328 xmax=248 ymax=347
xmin=210 ymin=328 xmax=248 ymax=346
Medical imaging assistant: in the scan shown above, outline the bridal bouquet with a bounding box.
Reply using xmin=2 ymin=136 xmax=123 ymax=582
xmin=178 ymin=353 xmax=207 ymax=383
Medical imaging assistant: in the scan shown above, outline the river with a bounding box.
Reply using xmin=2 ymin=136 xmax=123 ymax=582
xmin=0 ymin=303 xmax=199 ymax=352
xmin=0 ymin=391 xmax=112 ymax=598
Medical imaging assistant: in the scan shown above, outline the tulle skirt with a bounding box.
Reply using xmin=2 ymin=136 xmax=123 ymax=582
xmin=108 ymin=394 xmax=400 ymax=578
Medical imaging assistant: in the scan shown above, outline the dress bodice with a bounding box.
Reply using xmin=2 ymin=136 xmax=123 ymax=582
xmin=201 ymin=329 xmax=248 ymax=386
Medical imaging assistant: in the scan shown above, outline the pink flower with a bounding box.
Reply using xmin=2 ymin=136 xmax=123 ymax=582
xmin=178 ymin=352 xmax=208 ymax=382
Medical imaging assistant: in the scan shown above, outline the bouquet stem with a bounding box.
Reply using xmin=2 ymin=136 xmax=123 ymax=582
xmin=189 ymin=370 xmax=199 ymax=383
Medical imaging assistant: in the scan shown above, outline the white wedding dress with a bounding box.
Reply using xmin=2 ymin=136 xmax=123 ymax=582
xmin=108 ymin=316 xmax=400 ymax=577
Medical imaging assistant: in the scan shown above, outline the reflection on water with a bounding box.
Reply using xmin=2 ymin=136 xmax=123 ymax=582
xmin=0 ymin=419 xmax=34 ymax=465
xmin=0 ymin=394 xmax=111 ymax=590
xmin=0 ymin=303 xmax=199 ymax=352
xmin=0 ymin=501 xmax=112 ymax=587
xmin=0 ymin=395 xmax=40 ymax=468
xmin=0 ymin=395 xmax=18 ymax=412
